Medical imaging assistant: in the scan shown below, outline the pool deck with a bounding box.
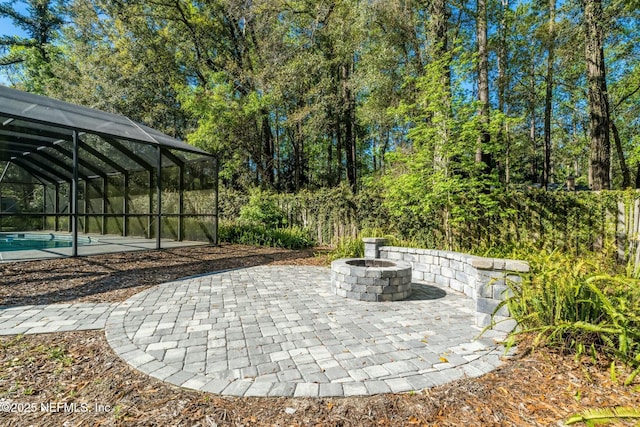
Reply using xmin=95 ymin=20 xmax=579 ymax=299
xmin=0 ymin=265 xmax=512 ymax=397
xmin=0 ymin=233 xmax=208 ymax=262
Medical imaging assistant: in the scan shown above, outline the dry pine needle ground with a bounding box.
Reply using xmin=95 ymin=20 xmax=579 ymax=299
xmin=0 ymin=245 xmax=638 ymax=426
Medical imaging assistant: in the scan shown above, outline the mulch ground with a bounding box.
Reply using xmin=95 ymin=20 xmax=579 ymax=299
xmin=0 ymin=244 xmax=638 ymax=426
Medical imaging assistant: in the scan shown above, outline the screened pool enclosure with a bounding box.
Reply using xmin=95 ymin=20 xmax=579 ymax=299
xmin=0 ymin=86 xmax=218 ymax=256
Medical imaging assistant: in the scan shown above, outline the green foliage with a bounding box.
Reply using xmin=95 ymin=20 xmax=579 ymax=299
xmin=218 ymin=222 xmax=313 ymax=250
xmin=219 ymin=184 xmax=382 ymax=246
xmin=327 ymin=237 xmax=364 ymax=261
xmin=2 ymin=0 xmax=639 ymax=193
xmin=219 ymin=185 xmax=640 ymax=270
xmin=501 ymin=248 xmax=640 ymax=384
xmin=0 ymin=0 xmax=65 ymax=92
xmin=565 ymin=406 xmax=640 ymax=426
xmin=381 ymin=45 xmax=512 ymax=249
xmin=178 ymin=72 xmax=242 ymax=156
xmin=239 ymin=189 xmax=287 ymax=228
xmin=48 ymin=346 xmax=72 ymax=367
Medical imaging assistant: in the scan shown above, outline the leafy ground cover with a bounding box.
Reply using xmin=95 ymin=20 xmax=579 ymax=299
xmin=500 ymin=249 xmax=640 ymax=387
xmin=0 ymin=245 xmax=638 ymax=426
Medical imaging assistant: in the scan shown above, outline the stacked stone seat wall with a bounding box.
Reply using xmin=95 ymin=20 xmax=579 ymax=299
xmin=363 ymin=238 xmax=529 ymax=331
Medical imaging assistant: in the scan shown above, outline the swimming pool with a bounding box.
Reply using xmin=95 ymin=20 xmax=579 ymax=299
xmin=0 ymin=233 xmax=92 ymax=252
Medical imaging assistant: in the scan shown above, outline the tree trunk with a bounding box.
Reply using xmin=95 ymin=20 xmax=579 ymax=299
xmin=341 ymin=62 xmax=357 ymax=193
xmin=293 ymin=122 xmax=302 ymax=191
xmin=504 ymin=121 xmax=511 ymax=187
xmin=611 ymin=119 xmax=631 ymax=188
xmin=327 ymin=134 xmax=334 ymax=186
xmin=381 ymin=128 xmax=389 ymax=173
xmin=583 ymin=0 xmax=611 ymax=190
xmin=429 ymin=0 xmax=451 ymax=175
xmin=543 ymin=0 xmax=556 ymax=189
xmin=274 ymin=110 xmax=281 ymax=190
xmin=476 ymin=0 xmax=491 ymax=172
xmin=529 ymin=55 xmax=538 ymax=183
xmin=372 ymin=131 xmax=377 ymax=173
xmin=497 ymin=0 xmax=509 ymax=186
xmin=335 ymin=114 xmax=343 ymax=187
xmin=291 ymin=97 xmax=307 ymax=192
xmin=261 ymin=109 xmax=275 ymax=187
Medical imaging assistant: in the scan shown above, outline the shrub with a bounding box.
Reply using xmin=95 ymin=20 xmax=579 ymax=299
xmin=218 ymin=222 xmax=313 ymax=250
xmin=239 ymin=189 xmax=287 ymax=228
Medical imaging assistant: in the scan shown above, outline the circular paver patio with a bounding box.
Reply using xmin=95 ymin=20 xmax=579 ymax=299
xmin=105 ymin=265 xmax=510 ymax=397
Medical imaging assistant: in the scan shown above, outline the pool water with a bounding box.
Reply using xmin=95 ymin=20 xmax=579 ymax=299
xmin=0 ymin=234 xmax=90 ymax=252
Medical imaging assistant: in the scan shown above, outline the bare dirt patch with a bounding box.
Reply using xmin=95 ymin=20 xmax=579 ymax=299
xmin=0 ymin=245 xmax=638 ymax=426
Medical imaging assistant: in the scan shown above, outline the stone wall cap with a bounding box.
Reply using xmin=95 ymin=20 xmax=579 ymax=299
xmin=468 ymin=256 xmax=529 ymax=272
xmin=362 ymin=237 xmax=388 ymax=243
xmin=503 ymin=260 xmax=530 ymax=272
xmin=469 ymin=256 xmax=494 ymax=269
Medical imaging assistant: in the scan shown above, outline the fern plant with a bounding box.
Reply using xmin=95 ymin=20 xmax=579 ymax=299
xmin=497 ymin=248 xmax=640 ymax=385
xmin=566 ymin=406 xmax=640 ymax=426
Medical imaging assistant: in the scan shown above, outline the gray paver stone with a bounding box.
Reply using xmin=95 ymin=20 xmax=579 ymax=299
xmin=294 ymin=383 xmax=319 ymax=397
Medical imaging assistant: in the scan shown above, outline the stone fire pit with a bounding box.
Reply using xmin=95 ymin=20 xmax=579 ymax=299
xmin=331 ymin=258 xmax=412 ymax=302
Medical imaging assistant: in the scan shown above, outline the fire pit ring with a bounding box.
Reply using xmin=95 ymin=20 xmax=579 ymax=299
xmin=331 ymin=258 xmax=412 ymax=301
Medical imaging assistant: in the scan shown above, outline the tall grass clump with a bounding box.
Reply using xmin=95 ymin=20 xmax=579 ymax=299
xmin=501 ymin=248 xmax=640 ymax=385
xmin=327 ymin=237 xmax=365 ymax=261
